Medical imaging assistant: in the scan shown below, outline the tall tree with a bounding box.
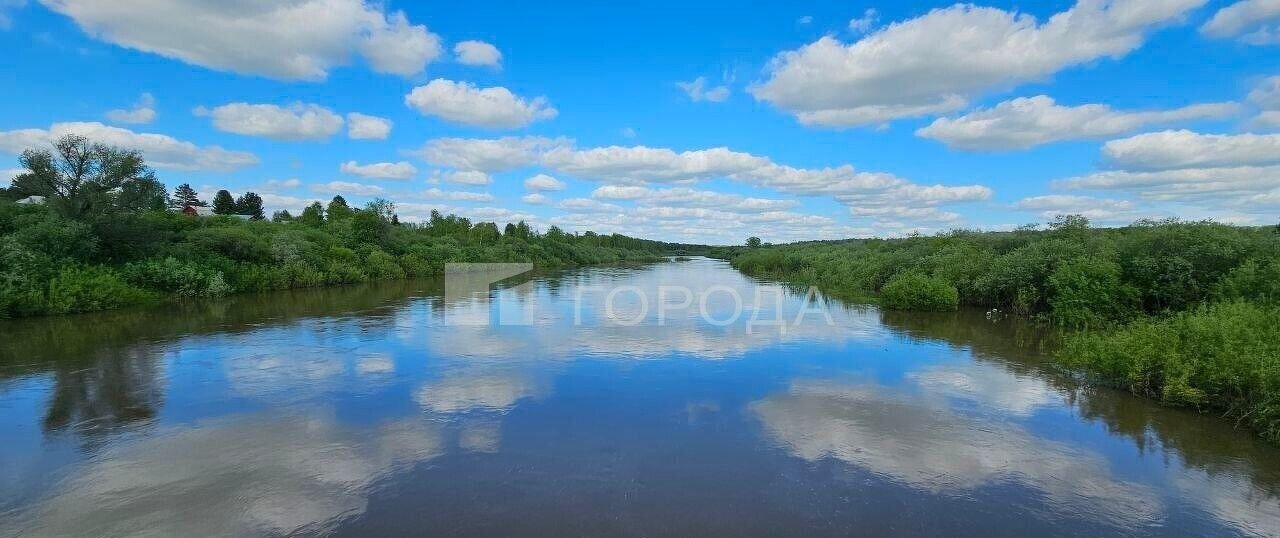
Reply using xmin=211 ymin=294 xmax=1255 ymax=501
xmin=299 ymin=202 xmax=325 ymax=227
xmin=211 ymin=190 xmax=236 ymax=214
xmin=117 ymin=176 xmax=170 ymax=211
xmin=272 ymin=210 xmax=293 ymax=222
xmin=235 ymin=192 xmax=265 ymax=220
xmin=173 ymin=183 xmax=204 ymax=208
xmin=326 ymin=195 xmax=352 ymax=221
xmin=11 ymin=134 xmax=160 ymax=218
xmin=365 ymin=198 xmax=395 ymax=221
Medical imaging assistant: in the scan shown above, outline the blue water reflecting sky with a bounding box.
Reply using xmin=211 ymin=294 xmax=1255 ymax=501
xmin=1 ymin=258 xmax=1278 ymax=537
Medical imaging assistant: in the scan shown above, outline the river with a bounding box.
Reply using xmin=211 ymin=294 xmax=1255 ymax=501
xmin=1 ymin=257 xmax=1278 ymax=537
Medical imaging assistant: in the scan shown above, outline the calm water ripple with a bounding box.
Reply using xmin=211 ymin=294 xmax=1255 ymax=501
xmin=1 ymin=258 xmax=1278 ymax=537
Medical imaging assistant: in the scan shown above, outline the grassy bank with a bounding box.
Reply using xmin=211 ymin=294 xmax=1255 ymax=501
xmin=718 ymin=217 xmax=1280 ymax=440
xmin=1059 ymin=301 xmax=1280 ymax=443
xmin=721 ymin=217 xmax=1278 ymax=326
xmin=0 ymin=135 xmax=678 ymax=319
xmin=0 ymin=200 xmax=666 ymax=318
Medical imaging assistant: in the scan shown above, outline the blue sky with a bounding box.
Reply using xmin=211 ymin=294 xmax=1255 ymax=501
xmin=1 ymin=0 xmax=1278 ymax=244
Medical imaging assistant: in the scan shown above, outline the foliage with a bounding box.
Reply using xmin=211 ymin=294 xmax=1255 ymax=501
xmin=0 ymin=135 xmax=669 ymax=319
xmin=0 ymin=198 xmax=665 ymax=318
xmin=1047 ymin=257 xmax=1136 ymax=329
xmin=212 ymin=190 xmax=236 ymax=214
xmin=326 ymin=196 xmax=352 ymax=221
xmin=723 ymin=217 xmax=1280 ymax=441
xmin=121 ymin=257 xmax=232 ymax=297
xmin=725 ymin=217 xmax=1278 ymax=326
xmin=11 ymin=134 xmax=164 ymax=218
xmin=235 ymin=192 xmax=265 ymax=220
xmin=880 ymin=272 xmax=959 ymax=311
xmin=1215 ymin=257 xmax=1280 ymax=304
xmin=172 ymin=183 xmax=203 ymax=208
xmin=1059 ymin=301 xmax=1280 ymax=442
xmin=299 ymin=202 xmax=324 ymax=227
xmin=44 ymin=266 xmax=157 ymax=315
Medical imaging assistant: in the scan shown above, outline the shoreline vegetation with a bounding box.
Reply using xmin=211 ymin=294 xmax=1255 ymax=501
xmin=4 ymin=134 xmax=1278 ymax=442
xmin=0 ymin=135 xmax=670 ymax=319
xmin=717 ymin=218 xmax=1280 ymax=442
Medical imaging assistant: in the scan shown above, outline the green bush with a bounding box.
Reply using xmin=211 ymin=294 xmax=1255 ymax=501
xmin=1048 ymin=257 xmax=1136 ymax=329
xmin=1058 ymin=301 xmax=1280 ymax=442
xmin=363 ymin=249 xmax=406 ymax=280
xmin=1216 ymin=258 xmax=1280 ymax=304
xmin=122 ymin=257 xmax=231 ymax=297
xmin=45 ymin=266 xmax=157 ymax=314
xmin=728 ymin=218 xmax=1278 ymax=325
xmin=324 ymin=261 xmax=367 ymax=284
xmin=11 ymin=212 xmax=99 ymax=262
xmin=879 ymin=272 xmax=959 ymax=312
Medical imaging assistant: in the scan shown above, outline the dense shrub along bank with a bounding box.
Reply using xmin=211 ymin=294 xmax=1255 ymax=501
xmin=723 ymin=216 xmax=1278 ymax=325
xmin=0 ymin=201 xmax=666 ymax=318
xmin=718 ymin=216 xmax=1280 ymax=441
xmin=1058 ymin=301 xmax=1280 ymax=443
xmin=0 ymin=134 xmax=671 ymax=318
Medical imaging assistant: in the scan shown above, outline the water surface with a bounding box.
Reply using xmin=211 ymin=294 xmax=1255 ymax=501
xmin=2 ymin=258 xmax=1278 ymax=537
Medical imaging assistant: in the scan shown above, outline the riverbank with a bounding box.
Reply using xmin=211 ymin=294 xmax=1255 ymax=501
xmin=716 ymin=217 xmax=1280 ymax=441
xmin=0 ymin=199 xmax=667 ymax=319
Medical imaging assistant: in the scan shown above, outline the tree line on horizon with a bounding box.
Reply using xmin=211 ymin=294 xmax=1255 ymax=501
xmin=0 ymin=134 xmax=668 ymax=320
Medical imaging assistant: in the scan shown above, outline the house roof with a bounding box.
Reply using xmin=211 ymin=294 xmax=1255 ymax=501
xmin=15 ymin=195 xmax=46 ymax=205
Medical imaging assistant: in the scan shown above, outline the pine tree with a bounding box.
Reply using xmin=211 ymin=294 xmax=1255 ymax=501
xmin=235 ymin=192 xmax=265 ymax=220
xmin=173 ymin=183 xmax=204 ymax=208
xmin=212 ymin=190 xmax=236 ymax=214
xmin=327 ymin=195 xmax=352 ymax=221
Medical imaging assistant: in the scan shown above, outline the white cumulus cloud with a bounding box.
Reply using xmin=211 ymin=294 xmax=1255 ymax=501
xmin=523 ymin=173 xmax=565 ymax=191
xmin=454 ymin=40 xmax=502 ymax=67
xmin=751 ymin=0 xmax=1205 ymax=127
xmin=199 ymin=102 xmax=343 ymax=141
xmin=39 ymin=0 xmax=442 ymax=80
xmin=847 ymin=8 xmax=879 ymax=33
xmin=0 ymin=121 xmax=257 ymax=171
xmin=309 ymin=181 xmax=385 ymax=196
xmin=405 ymin=79 xmax=557 ymax=129
xmin=1102 ymin=130 xmax=1280 ymax=171
xmin=1013 ymin=194 xmax=1140 ymax=223
xmin=412 ymin=137 xmax=991 ymax=230
xmin=105 ymin=92 xmax=156 ymax=124
xmin=676 ymin=76 xmax=730 ymax=103
xmin=420 ymin=188 xmax=493 ymax=202
xmin=918 ymin=95 xmax=1239 ymax=150
xmin=414 ymin=136 xmax=569 ymax=172
xmin=1247 ymin=75 xmax=1280 ymax=128
xmin=591 ymin=185 xmax=798 ymax=213
xmin=339 ymin=160 xmax=416 ymax=180
xmin=346 ymin=112 xmax=391 ymax=140
xmin=1201 ymin=0 xmax=1280 ymax=44
xmin=440 ymin=170 xmax=492 ymax=185
xmin=1056 ymin=129 xmax=1280 ymax=219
